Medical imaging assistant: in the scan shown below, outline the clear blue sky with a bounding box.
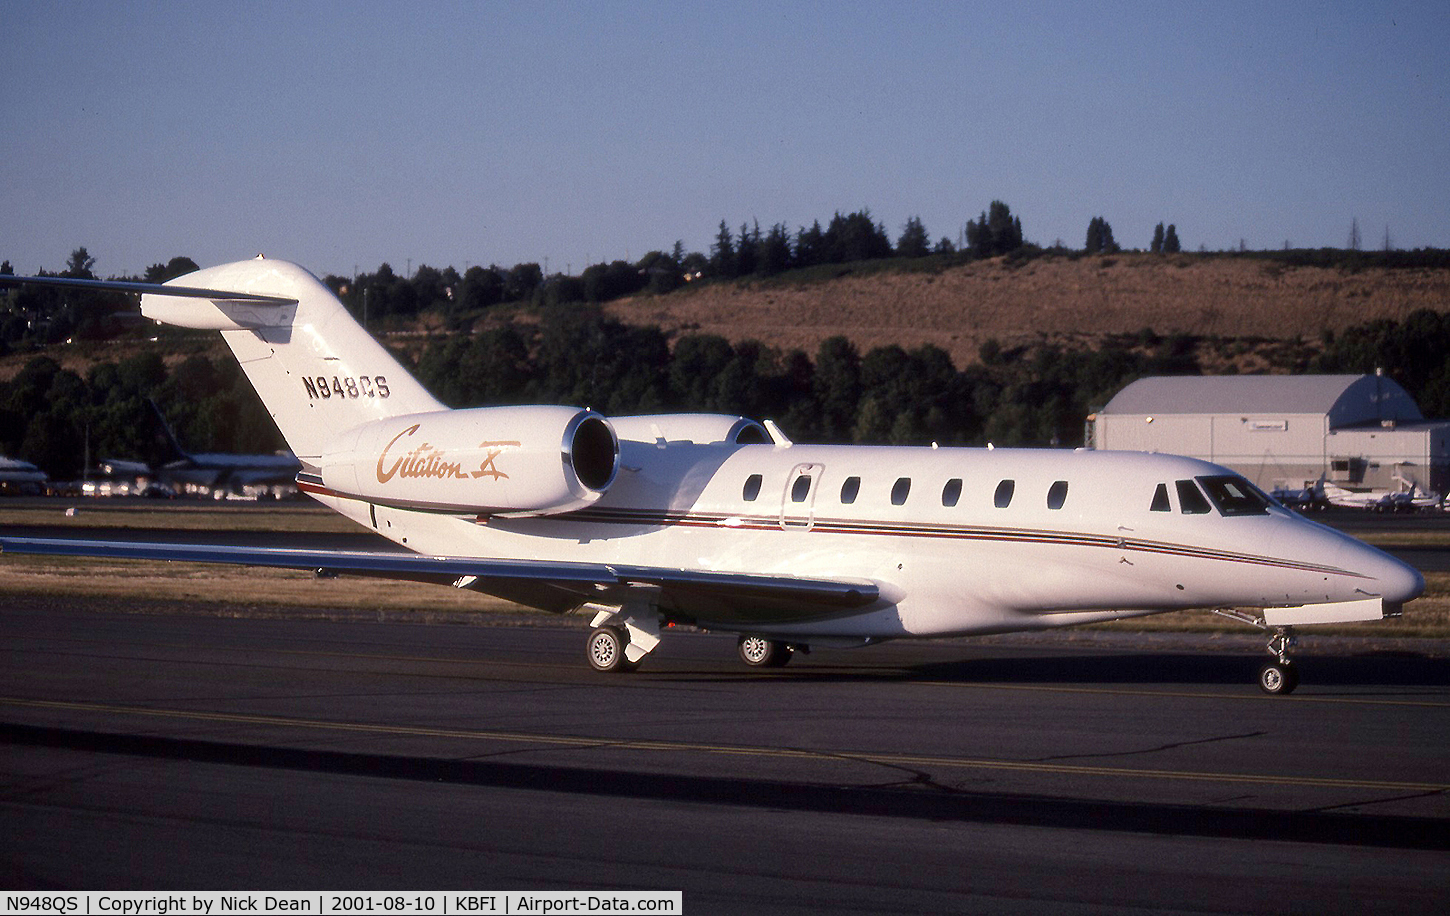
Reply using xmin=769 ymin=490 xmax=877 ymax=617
xmin=3 ymin=1 xmax=1447 ymax=279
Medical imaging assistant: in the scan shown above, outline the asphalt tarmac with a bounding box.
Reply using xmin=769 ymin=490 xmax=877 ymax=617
xmin=2 ymin=597 xmax=1447 ymax=912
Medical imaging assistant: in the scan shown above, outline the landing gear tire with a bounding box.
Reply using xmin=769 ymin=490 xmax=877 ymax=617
xmin=587 ymin=625 xmax=638 ymax=673
xmin=1258 ymin=660 xmax=1299 ymax=695
xmin=738 ymin=635 xmax=793 ymax=668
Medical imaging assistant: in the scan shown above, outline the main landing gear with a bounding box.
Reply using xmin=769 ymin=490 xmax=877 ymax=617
xmin=586 ymin=624 xmax=639 ymax=673
xmin=737 ymin=635 xmax=794 ymax=668
xmin=581 ymin=603 xmax=805 ymax=673
xmin=584 ymin=603 xmax=660 ymax=673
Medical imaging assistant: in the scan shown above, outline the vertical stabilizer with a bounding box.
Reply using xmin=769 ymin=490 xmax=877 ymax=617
xmin=141 ymin=258 xmax=444 ymax=460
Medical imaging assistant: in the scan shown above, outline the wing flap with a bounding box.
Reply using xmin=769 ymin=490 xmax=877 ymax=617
xmin=0 ymin=536 xmax=879 ymax=624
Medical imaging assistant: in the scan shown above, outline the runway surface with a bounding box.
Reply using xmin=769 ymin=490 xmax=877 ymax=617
xmin=2 ymin=597 xmax=1448 ymax=912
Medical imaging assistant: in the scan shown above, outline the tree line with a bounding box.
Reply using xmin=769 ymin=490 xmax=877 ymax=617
xmin=10 ymin=205 xmax=1450 ymax=342
xmin=7 ymin=300 xmax=1447 ymax=481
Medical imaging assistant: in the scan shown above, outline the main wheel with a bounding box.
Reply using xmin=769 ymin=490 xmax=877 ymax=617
xmin=738 ymin=635 xmax=792 ymax=668
xmin=1258 ymin=661 xmax=1299 ymax=695
xmin=587 ymin=625 xmax=637 ymax=672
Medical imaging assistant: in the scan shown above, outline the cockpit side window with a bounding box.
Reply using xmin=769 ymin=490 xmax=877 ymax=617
xmin=1150 ymin=483 xmax=1171 ymax=512
xmin=1175 ymin=479 xmax=1212 ymax=515
xmin=1198 ymin=475 xmax=1273 ymax=516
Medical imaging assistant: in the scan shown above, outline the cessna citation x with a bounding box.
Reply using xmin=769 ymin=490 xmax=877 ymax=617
xmin=0 ymin=258 xmax=1425 ymax=693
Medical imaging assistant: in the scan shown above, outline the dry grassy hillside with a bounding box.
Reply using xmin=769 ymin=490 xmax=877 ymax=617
xmin=5 ymin=253 xmax=1449 ymax=384
xmin=606 ymin=253 xmax=1450 ymax=367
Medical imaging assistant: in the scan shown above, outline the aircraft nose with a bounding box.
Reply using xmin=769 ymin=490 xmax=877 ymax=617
xmin=1352 ymin=543 xmax=1425 ymax=607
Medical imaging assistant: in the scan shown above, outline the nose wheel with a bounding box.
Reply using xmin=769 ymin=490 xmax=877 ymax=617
xmin=1258 ymin=627 xmax=1299 ymax=695
xmin=1257 ymin=659 xmax=1299 ymax=694
xmin=1213 ymin=612 xmax=1304 ymax=695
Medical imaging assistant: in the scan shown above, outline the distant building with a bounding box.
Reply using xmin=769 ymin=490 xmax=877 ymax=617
xmin=1088 ymin=373 xmax=1450 ymax=495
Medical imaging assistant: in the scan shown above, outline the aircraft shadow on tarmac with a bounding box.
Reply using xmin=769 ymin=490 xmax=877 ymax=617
xmin=673 ymin=650 xmax=1450 ymax=691
xmin=4 ymin=721 xmax=1446 ymax=853
xmin=900 ymin=651 xmax=1450 ymax=689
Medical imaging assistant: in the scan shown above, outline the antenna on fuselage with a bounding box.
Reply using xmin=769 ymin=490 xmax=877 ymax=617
xmin=763 ymin=420 xmax=793 ymax=448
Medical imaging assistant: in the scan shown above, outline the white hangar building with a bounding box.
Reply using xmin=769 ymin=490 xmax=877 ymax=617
xmin=1089 ymin=373 xmax=1450 ymax=495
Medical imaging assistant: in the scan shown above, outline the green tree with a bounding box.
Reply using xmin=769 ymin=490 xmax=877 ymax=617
xmin=794 ymin=220 xmax=826 ymax=267
xmin=896 ymin=216 xmax=930 ymax=258
xmin=460 ymin=265 xmax=506 ymax=310
xmin=505 ymin=263 xmax=543 ymax=302
xmin=710 ymin=220 xmax=736 ymax=278
xmin=757 ymin=224 xmax=793 ymax=276
xmin=144 ymin=257 xmax=200 ymax=282
xmin=1151 ymin=223 xmax=1165 ymax=253
xmin=986 ymin=201 xmax=1023 ymax=253
xmin=63 ymin=247 xmax=96 ymax=279
xmin=1086 ymin=216 xmax=1118 ymax=254
xmin=735 ymin=222 xmax=759 ymax=277
xmin=824 ymin=210 xmax=892 ymax=263
xmin=813 ymin=336 xmax=861 ymax=442
xmin=1163 ymin=224 xmax=1181 ymax=253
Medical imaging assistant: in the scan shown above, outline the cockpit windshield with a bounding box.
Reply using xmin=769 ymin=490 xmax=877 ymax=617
xmin=1197 ymin=475 xmax=1275 ymax=516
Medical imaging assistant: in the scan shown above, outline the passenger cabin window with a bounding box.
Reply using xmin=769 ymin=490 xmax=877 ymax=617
xmin=1176 ymin=479 xmax=1212 ymax=515
xmin=1198 ymin=475 xmax=1273 ymax=516
xmin=742 ymin=474 xmax=763 ymax=502
xmin=1047 ymin=480 xmax=1069 ymax=510
xmin=1150 ymin=483 xmax=1171 ymax=512
xmin=840 ymin=476 xmax=861 ymax=504
xmin=942 ymin=478 xmax=963 ymax=507
xmin=891 ymin=477 xmax=912 ymax=506
xmin=994 ymin=479 xmax=1015 ymax=508
xmin=790 ymin=474 xmax=813 ymax=503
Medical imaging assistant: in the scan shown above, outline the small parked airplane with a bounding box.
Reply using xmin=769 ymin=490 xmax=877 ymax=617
xmin=1317 ymin=477 xmax=1445 ymax=513
xmin=0 ymin=455 xmax=48 ymax=495
xmin=143 ymin=399 xmax=300 ymax=498
xmin=0 ymin=258 xmax=1425 ymax=693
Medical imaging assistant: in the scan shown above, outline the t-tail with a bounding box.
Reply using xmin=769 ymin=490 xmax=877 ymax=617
xmin=137 ymin=257 xmax=445 ymax=463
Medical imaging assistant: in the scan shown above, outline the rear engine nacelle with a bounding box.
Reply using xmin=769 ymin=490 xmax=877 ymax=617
xmin=610 ymin=413 xmax=769 ymax=445
xmin=318 ymin=405 xmax=618 ymax=515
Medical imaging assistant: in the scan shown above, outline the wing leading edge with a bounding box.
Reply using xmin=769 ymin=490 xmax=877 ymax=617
xmin=0 ymin=536 xmax=879 ymax=626
xmin=0 ymin=274 xmax=298 ymax=305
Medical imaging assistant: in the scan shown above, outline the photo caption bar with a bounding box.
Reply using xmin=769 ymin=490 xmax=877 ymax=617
xmin=0 ymin=893 xmax=683 ymax=915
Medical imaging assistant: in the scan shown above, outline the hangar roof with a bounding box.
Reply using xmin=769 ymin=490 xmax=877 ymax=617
xmin=1101 ymin=375 xmax=1423 ymax=426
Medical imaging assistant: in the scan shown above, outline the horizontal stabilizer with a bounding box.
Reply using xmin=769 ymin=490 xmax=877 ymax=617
xmin=0 ymin=274 xmax=298 ymax=305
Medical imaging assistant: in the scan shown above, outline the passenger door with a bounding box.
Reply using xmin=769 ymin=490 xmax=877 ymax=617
xmin=780 ymin=463 xmax=822 ymax=531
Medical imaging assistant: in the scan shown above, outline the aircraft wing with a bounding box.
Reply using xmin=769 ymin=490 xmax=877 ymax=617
xmin=0 ymin=535 xmax=879 ymax=626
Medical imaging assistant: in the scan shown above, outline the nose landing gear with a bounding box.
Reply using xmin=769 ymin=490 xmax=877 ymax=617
xmin=1257 ymin=627 xmax=1299 ymax=694
xmin=1213 ymin=610 xmax=1301 ymax=695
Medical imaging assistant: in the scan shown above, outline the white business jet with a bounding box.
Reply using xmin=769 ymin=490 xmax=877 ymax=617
xmin=0 ymin=259 xmax=1425 ymax=693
